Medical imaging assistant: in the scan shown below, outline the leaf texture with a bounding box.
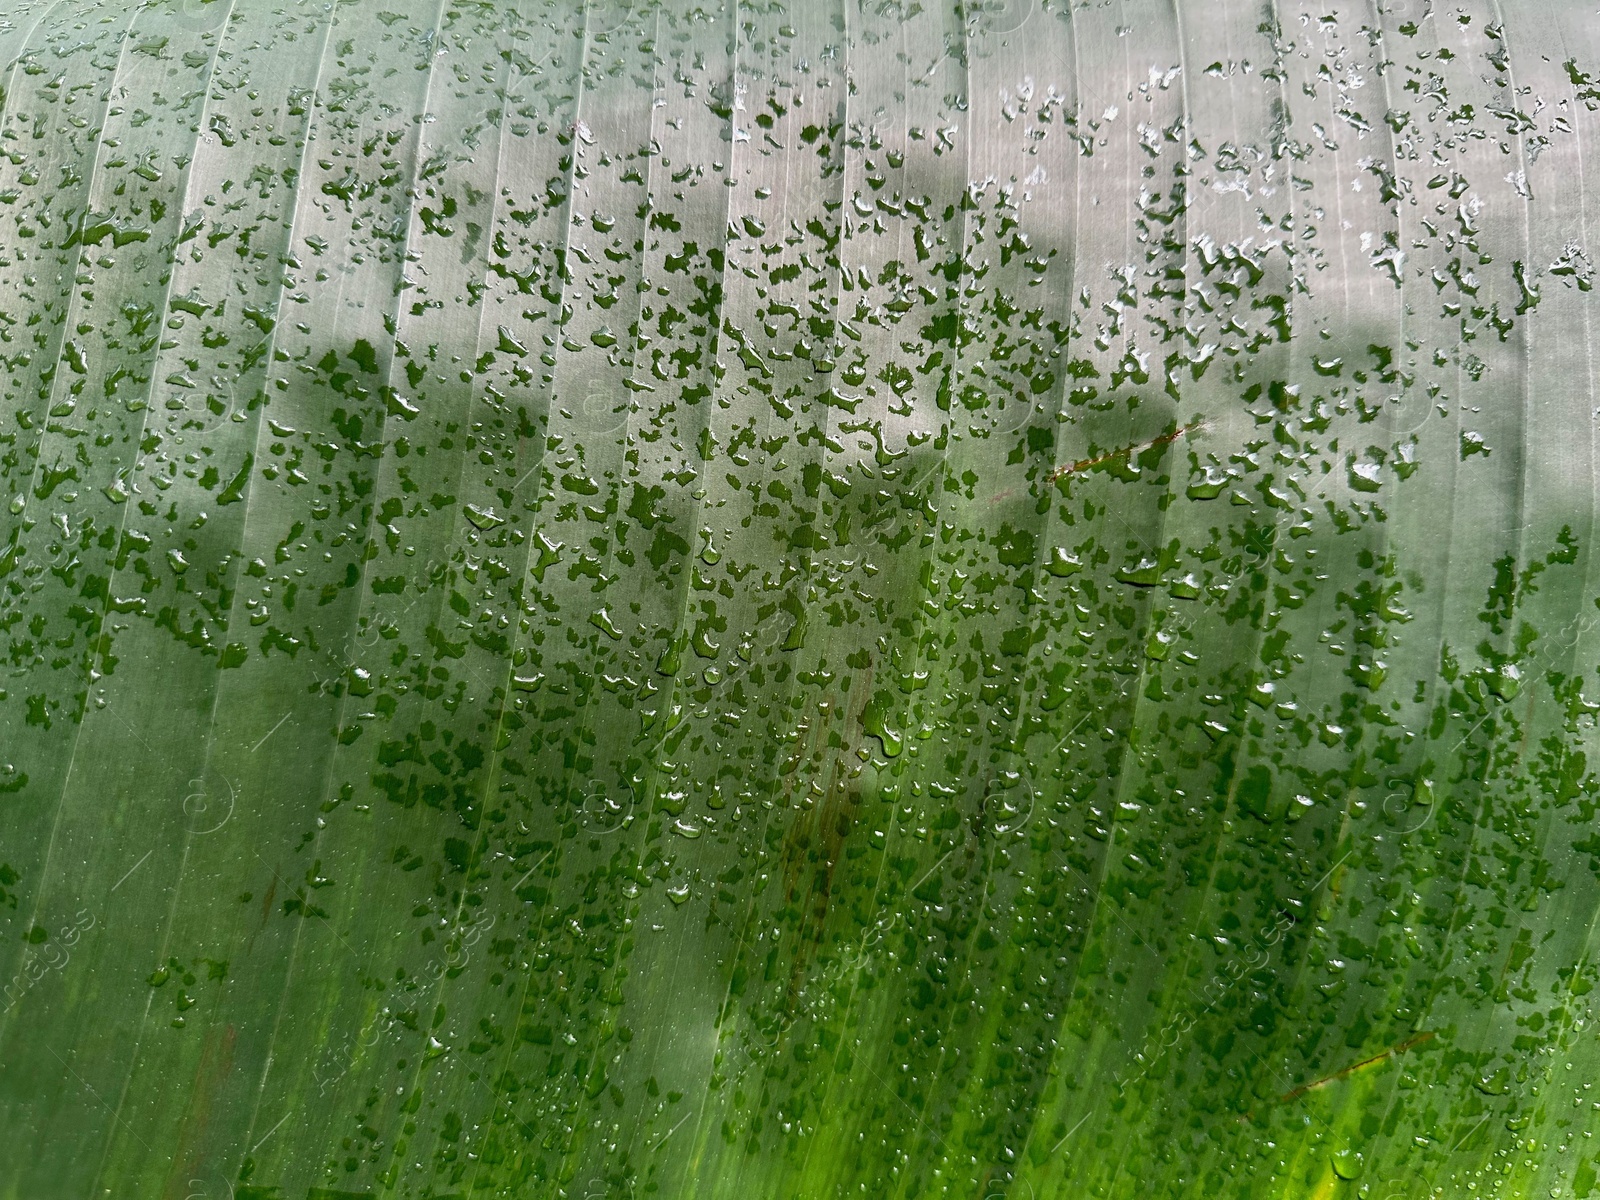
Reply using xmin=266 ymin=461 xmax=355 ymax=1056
xmin=1 ymin=2 xmax=1600 ymax=1197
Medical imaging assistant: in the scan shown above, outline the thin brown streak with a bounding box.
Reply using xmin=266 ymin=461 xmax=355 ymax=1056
xmin=1278 ymin=1031 xmax=1436 ymax=1104
xmin=1045 ymin=420 xmax=1207 ymax=487
xmin=986 ymin=420 xmax=1208 ymax=508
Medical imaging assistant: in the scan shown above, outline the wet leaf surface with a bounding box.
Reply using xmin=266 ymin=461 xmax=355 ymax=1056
xmin=3 ymin=2 xmax=1600 ymax=1197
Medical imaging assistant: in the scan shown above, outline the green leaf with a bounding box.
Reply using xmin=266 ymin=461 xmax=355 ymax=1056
xmin=3 ymin=2 xmax=1600 ymax=1198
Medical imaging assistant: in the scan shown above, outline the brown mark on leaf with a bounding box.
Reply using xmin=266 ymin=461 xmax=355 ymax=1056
xmin=1277 ymin=1030 xmax=1437 ymax=1105
xmin=159 ymin=1022 xmax=237 ymax=1200
xmin=769 ymin=657 xmax=877 ymax=1020
xmin=245 ymin=867 xmax=280 ymax=956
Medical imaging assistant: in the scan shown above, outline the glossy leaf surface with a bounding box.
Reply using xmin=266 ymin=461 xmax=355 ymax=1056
xmin=3 ymin=2 xmax=1600 ymax=1198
